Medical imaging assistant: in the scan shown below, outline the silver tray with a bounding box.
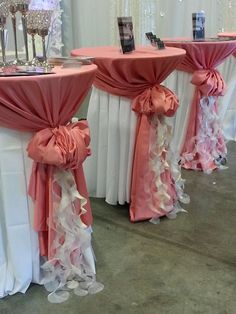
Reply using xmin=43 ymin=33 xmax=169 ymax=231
xmin=49 ymin=56 xmax=94 ymax=66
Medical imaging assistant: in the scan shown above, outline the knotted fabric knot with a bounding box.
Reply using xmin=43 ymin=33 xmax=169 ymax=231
xmin=27 ymin=121 xmax=91 ymax=170
xmin=191 ymin=69 xmax=226 ymax=97
xmin=132 ymin=84 xmax=179 ymax=117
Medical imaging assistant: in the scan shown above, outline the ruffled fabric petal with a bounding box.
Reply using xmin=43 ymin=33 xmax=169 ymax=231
xmin=191 ymin=69 xmax=226 ymax=97
xmin=132 ymin=85 xmax=179 ymax=117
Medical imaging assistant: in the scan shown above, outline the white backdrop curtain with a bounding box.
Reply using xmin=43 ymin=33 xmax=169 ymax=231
xmin=61 ymin=0 xmax=236 ymax=52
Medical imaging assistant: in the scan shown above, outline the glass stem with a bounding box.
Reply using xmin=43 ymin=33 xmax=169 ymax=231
xmin=0 ymin=27 xmax=6 ymax=64
xmin=31 ymin=34 xmax=36 ymax=58
xmin=11 ymin=14 xmax=18 ymax=60
xmin=21 ymin=15 xmax=29 ymax=61
xmin=42 ymin=35 xmax=47 ymax=62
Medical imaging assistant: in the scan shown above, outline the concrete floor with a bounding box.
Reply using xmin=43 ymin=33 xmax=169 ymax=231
xmin=0 ymin=142 xmax=236 ymax=314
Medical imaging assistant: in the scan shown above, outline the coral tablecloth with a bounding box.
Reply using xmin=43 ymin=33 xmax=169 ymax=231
xmin=165 ymin=39 xmax=236 ymax=173
xmin=71 ymin=46 xmax=188 ymax=222
xmin=0 ymin=65 xmax=97 ymax=298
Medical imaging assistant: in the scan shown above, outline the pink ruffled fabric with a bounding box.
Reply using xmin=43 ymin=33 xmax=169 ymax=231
xmin=28 ymin=122 xmax=91 ymax=170
xmin=27 ymin=121 xmax=92 ymax=257
xmin=132 ymin=85 xmax=179 ymax=117
xmin=191 ymin=69 xmax=226 ymax=97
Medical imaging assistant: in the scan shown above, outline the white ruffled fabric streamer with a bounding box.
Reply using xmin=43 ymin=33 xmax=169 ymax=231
xmin=182 ymin=96 xmax=227 ymax=174
xmin=41 ymin=170 xmax=104 ymax=303
xmin=149 ymin=115 xmax=189 ymax=225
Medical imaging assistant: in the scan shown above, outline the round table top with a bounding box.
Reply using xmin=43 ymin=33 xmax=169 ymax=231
xmin=218 ymin=32 xmax=236 ymax=39
xmin=0 ymin=64 xmax=97 ymax=131
xmin=71 ymin=46 xmax=186 ymax=61
xmin=71 ymin=46 xmax=186 ymax=98
xmin=0 ymin=64 xmax=97 ymax=82
xmin=164 ymin=38 xmax=236 ymax=71
xmin=164 ymin=37 xmax=236 ymax=47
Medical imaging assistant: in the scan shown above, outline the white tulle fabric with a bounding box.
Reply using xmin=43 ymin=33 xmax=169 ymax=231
xmin=182 ymin=96 xmax=227 ymax=174
xmin=84 ymin=87 xmax=137 ymax=205
xmin=84 ymin=87 xmax=189 ymax=216
xmin=41 ymin=170 xmax=104 ymax=303
xmin=148 ymin=115 xmax=189 ymax=225
xmin=0 ymin=128 xmax=41 ymax=298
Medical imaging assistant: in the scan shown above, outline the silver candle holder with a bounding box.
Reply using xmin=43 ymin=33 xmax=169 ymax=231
xmin=26 ymin=10 xmax=38 ymax=65
xmin=16 ymin=0 xmax=30 ymax=63
xmin=0 ymin=1 xmax=9 ymax=66
xmin=36 ymin=10 xmax=52 ymax=67
xmin=0 ymin=3 xmax=53 ymax=70
xmin=8 ymin=0 xmax=22 ymax=64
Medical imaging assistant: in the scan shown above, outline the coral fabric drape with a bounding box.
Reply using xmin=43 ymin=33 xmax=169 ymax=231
xmin=71 ymin=46 xmax=186 ymax=221
xmin=0 ymin=66 xmax=97 ymax=256
xmin=218 ymin=33 xmax=236 ymax=57
xmin=165 ymin=40 xmax=236 ymax=171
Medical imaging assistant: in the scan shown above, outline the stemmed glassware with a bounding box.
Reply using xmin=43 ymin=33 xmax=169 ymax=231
xmin=16 ymin=0 xmax=30 ymax=63
xmin=0 ymin=3 xmax=53 ymax=70
xmin=8 ymin=0 xmax=22 ymax=64
xmin=36 ymin=10 xmax=52 ymax=67
xmin=0 ymin=1 xmax=9 ymax=66
xmin=26 ymin=10 xmax=38 ymax=64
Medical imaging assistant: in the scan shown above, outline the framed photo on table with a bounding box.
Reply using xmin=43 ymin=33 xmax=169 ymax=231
xmin=117 ymin=16 xmax=135 ymax=53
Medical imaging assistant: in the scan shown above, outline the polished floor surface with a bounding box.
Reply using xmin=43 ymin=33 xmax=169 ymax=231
xmin=0 ymin=142 xmax=235 ymax=314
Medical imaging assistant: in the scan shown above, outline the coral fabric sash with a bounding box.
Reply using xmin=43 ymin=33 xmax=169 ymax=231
xmin=27 ymin=121 xmax=92 ymax=258
xmin=165 ymin=40 xmax=236 ymax=171
xmin=71 ymin=46 xmax=186 ymax=221
xmin=0 ymin=66 xmax=97 ymax=256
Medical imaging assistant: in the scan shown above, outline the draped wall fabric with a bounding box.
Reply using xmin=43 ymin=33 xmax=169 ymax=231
xmin=112 ymin=0 xmax=236 ymax=45
xmin=61 ymin=0 xmax=236 ymax=53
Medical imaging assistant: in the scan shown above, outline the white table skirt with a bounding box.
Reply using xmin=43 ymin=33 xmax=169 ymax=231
xmin=0 ymin=127 xmax=97 ymax=298
xmin=0 ymin=128 xmax=41 ymax=298
xmin=218 ymin=55 xmax=236 ymax=141
xmin=164 ymin=71 xmax=195 ymax=155
xmin=84 ymin=87 xmax=137 ymax=205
